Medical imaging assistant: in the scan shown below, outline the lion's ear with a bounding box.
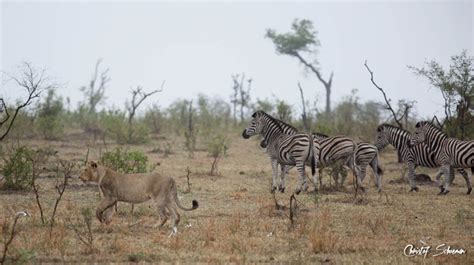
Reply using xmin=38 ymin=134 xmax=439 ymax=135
xmin=90 ymin=161 xmax=98 ymax=168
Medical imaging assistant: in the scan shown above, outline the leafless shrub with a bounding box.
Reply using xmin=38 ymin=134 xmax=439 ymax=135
xmin=66 ymin=208 xmax=95 ymax=254
xmin=49 ymin=160 xmax=74 ymax=236
xmin=183 ymin=167 xmax=192 ymax=194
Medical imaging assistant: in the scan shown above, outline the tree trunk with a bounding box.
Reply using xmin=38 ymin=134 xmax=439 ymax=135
xmin=325 ymin=84 xmax=331 ymax=114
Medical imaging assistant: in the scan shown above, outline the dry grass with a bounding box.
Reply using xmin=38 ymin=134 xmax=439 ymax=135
xmin=0 ymin=132 xmax=473 ymax=264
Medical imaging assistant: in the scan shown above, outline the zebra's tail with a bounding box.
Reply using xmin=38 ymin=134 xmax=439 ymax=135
xmin=310 ymin=135 xmax=316 ymax=177
xmin=311 ymin=151 xmax=316 ymax=177
xmin=374 ymin=152 xmax=383 ymax=176
xmin=377 ymin=165 xmax=384 ymax=176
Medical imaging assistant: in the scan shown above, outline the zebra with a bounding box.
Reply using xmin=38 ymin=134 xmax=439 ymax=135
xmin=376 ymin=123 xmax=469 ymax=194
xmin=410 ymin=121 xmax=473 ymax=195
xmin=258 ymin=119 xmax=360 ymax=192
xmin=242 ymin=111 xmax=319 ymax=194
xmin=313 ymin=132 xmax=383 ymax=192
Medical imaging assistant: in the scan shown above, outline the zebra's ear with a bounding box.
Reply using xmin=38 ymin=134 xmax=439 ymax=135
xmin=252 ymin=111 xmax=258 ymax=118
xmin=376 ymin=126 xmax=382 ymax=132
xmin=415 ymin=122 xmax=421 ymax=128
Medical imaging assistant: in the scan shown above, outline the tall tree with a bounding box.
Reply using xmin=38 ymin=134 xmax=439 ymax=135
xmin=80 ymin=59 xmax=109 ymax=114
xmin=230 ymin=73 xmax=252 ymax=123
xmin=266 ymin=19 xmax=333 ymax=114
xmin=409 ymin=50 xmax=474 ymax=139
xmin=126 ymin=83 xmax=163 ymax=143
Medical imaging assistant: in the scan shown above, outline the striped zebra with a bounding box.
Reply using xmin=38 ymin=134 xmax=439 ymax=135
xmin=258 ymin=119 xmax=359 ymax=192
xmin=410 ymin=121 xmax=473 ymax=195
xmin=242 ymin=111 xmax=319 ymax=194
xmin=313 ymin=133 xmax=383 ymax=192
xmin=376 ymin=123 xmax=469 ymax=194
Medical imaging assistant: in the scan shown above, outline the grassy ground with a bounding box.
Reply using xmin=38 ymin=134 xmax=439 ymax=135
xmin=0 ymin=131 xmax=472 ymax=264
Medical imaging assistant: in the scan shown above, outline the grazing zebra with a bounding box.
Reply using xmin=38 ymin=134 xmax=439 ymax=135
xmin=376 ymin=123 xmax=468 ymax=193
xmin=410 ymin=121 xmax=473 ymax=195
xmin=313 ymin=133 xmax=383 ymax=192
xmin=259 ymin=119 xmax=359 ymax=192
xmin=242 ymin=111 xmax=318 ymax=194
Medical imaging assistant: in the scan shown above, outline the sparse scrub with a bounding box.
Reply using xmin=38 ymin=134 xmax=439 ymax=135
xmin=66 ymin=208 xmax=95 ymax=254
xmin=309 ymin=208 xmax=338 ymax=254
xmin=207 ymin=133 xmax=228 ymax=176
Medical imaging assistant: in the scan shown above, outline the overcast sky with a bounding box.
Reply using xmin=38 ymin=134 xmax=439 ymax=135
xmin=1 ymin=1 xmax=472 ymax=118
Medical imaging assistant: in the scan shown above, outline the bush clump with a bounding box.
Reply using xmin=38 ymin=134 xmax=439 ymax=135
xmin=1 ymin=146 xmax=33 ymax=190
xmin=100 ymin=147 xmax=148 ymax=173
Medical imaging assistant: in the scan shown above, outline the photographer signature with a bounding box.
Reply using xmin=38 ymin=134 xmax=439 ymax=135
xmin=404 ymin=242 xmax=466 ymax=258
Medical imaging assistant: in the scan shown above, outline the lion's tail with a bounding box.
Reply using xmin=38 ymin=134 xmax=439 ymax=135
xmin=172 ymin=180 xmax=199 ymax=211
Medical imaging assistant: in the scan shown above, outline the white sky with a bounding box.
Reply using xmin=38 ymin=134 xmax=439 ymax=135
xmin=1 ymin=1 xmax=473 ymax=118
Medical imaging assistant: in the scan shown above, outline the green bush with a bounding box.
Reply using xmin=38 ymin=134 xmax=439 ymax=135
xmin=2 ymin=146 xmax=33 ymax=190
xmin=101 ymin=148 xmax=148 ymax=173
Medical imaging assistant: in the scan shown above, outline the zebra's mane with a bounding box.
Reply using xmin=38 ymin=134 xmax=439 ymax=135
xmin=274 ymin=117 xmax=298 ymax=133
xmin=253 ymin=111 xmax=285 ymax=133
xmin=377 ymin=123 xmax=411 ymax=135
xmin=416 ymin=121 xmax=446 ymax=136
xmin=313 ymin=132 xmax=329 ymax=138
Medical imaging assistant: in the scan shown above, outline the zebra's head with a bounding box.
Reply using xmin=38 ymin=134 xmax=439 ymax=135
xmin=410 ymin=121 xmax=427 ymax=146
xmin=375 ymin=125 xmax=390 ymax=150
xmin=242 ymin=111 xmax=265 ymax=139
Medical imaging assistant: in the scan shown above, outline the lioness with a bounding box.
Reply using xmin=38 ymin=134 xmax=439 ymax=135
xmin=80 ymin=161 xmax=198 ymax=235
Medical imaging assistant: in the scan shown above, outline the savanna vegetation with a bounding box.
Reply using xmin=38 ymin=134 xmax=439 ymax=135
xmin=0 ymin=18 xmax=472 ymax=264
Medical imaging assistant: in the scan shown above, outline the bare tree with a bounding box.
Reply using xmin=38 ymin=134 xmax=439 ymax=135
xmin=266 ymin=19 xmax=334 ymax=114
xmin=80 ymin=59 xmax=109 ymax=114
xmin=298 ymin=82 xmax=310 ymax=132
xmin=184 ymin=100 xmax=196 ymax=157
xmin=126 ymin=82 xmax=164 ymax=143
xmin=0 ymin=62 xmax=52 ymax=141
xmin=230 ymin=76 xmax=239 ymax=125
xmin=231 ymin=74 xmax=252 ymax=123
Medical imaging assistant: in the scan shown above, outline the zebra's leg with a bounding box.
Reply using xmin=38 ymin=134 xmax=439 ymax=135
xmin=457 ymin=168 xmax=472 ymax=195
xmin=370 ymin=159 xmax=382 ymax=192
xmin=433 ymin=170 xmax=443 ymax=191
xmin=440 ymin=165 xmax=452 ymax=195
xmin=294 ymin=162 xmax=307 ymax=195
xmin=270 ymin=159 xmax=279 ymax=193
xmin=407 ymin=162 xmax=419 ymax=192
xmin=356 ymin=164 xmax=367 ymax=192
xmin=279 ymin=165 xmax=293 ymax=193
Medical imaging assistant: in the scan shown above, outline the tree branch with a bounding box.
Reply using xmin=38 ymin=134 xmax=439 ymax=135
xmin=297 ymin=82 xmax=309 ymax=131
xmin=0 ymin=62 xmax=51 ymax=141
xmin=364 ymin=60 xmax=403 ymax=129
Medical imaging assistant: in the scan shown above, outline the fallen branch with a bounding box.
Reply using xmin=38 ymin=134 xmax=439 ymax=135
xmin=1 ymin=211 xmax=31 ymax=264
